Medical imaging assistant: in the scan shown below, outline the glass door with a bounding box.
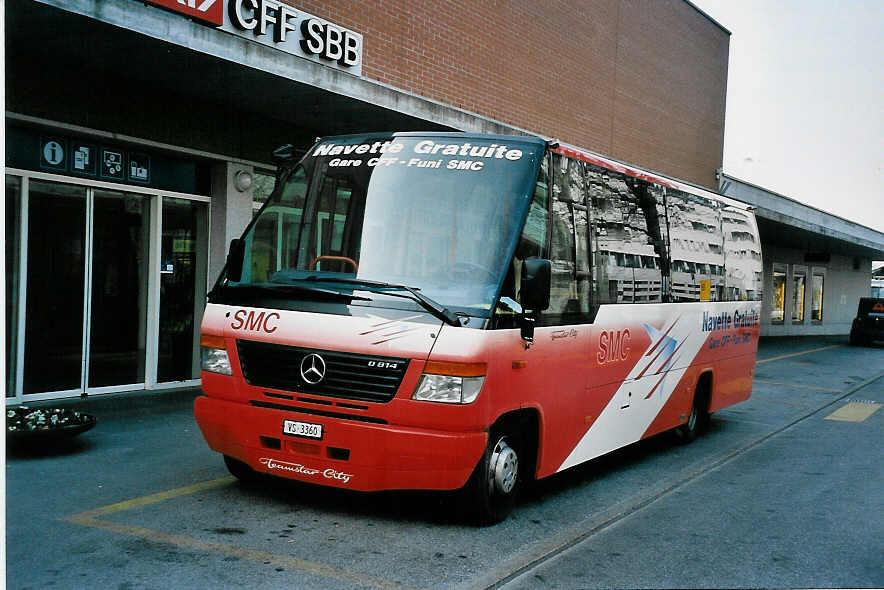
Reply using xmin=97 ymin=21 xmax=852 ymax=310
xmin=87 ymin=190 xmax=151 ymax=388
xmin=23 ymin=180 xmax=88 ymax=394
xmin=18 ymin=180 xmax=153 ymax=396
xmin=157 ymin=197 xmax=208 ymax=383
xmin=9 ymin=174 xmax=210 ymax=399
xmin=7 ymin=176 xmax=23 ymax=397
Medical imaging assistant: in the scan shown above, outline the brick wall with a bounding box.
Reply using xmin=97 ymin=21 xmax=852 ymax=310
xmin=288 ymin=0 xmax=729 ymax=188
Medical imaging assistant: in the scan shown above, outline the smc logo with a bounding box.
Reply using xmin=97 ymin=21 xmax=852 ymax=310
xmin=597 ymin=329 xmax=630 ymax=365
xmin=231 ymin=310 xmax=280 ymax=333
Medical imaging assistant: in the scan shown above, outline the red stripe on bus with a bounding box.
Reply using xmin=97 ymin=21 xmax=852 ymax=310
xmin=551 ymin=146 xmax=677 ymax=188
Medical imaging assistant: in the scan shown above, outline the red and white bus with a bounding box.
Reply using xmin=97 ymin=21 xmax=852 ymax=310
xmin=195 ymin=132 xmax=762 ymax=523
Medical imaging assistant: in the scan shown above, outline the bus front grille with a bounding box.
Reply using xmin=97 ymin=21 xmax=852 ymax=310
xmin=236 ymin=340 xmax=409 ymax=403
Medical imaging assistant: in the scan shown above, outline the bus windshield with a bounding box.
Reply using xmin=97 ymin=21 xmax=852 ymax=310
xmin=225 ymin=134 xmax=544 ymax=315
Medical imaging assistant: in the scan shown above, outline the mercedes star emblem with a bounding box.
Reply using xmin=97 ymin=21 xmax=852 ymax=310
xmin=300 ymin=353 xmax=327 ymax=385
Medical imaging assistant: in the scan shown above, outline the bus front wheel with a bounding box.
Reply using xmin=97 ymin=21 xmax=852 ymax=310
xmin=224 ymin=455 xmax=260 ymax=483
xmin=464 ymin=429 xmax=521 ymax=525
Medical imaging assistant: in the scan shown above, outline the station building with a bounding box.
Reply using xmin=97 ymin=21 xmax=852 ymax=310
xmin=719 ymin=175 xmax=884 ymax=337
xmin=5 ymin=0 xmax=883 ymax=403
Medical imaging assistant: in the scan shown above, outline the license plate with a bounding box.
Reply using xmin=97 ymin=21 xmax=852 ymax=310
xmin=283 ymin=420 xmax=323 ymax=440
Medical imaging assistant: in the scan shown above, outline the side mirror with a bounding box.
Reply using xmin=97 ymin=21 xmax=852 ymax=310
xmin=272 ymin=144 xmax=295 ymax=162
xmin=521 ymin=258 xmax=551 ymax=312
xmin=273 ymin=144 xmax=295 ymax=182
xmin=226 ymin=238 xmax=245 ymax=283
xmin=517 ymin=258 xmax=550 ymax=349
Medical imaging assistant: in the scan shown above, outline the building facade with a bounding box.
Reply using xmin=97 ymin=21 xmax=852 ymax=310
xmin=5 ymin=0 xmax=731 ymax=402
xmin=719 ymin=175 xmax=884 ymax=337
xmin=5 ymin=0 xmax=879 ymax=403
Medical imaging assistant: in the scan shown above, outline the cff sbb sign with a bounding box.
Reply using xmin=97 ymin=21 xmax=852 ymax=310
xmin=144 ymin=0 xmax=362 ymax=74
xmin=227 ymin=0 xmax=360 ymax=68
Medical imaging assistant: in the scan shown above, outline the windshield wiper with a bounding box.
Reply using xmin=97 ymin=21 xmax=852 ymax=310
xmin=299 ymin=276 xmax=462 ymax=327
xmin=214 ymin=283 xmax=372 ymax=304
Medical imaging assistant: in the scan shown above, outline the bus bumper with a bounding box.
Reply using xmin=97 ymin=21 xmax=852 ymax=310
xmin=194 ymin=395 xmax=487 ymax=492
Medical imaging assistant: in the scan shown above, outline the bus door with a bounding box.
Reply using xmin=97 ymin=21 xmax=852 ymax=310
xmin=498 ymin=152 xmax=597 ymax=478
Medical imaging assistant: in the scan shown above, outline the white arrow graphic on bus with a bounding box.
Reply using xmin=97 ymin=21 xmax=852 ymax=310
xmin=639 ymin=321 xmax=681 ymax=399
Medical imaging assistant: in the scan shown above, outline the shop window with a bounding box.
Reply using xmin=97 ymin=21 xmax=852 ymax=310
xmin=811 ymin=270 xmax=825 ymax=322
xmin=771 ymin=264 xmax=786 ymax=324
xmin=792 ymin=266 xmax=806 ymax=323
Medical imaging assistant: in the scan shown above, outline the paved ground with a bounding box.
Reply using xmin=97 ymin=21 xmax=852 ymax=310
xmin=5 ymin=337 xmax=883 ymax=589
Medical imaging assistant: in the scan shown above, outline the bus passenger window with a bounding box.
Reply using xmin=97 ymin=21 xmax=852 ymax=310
xmin=495 ymin=158 xmax=548 ymax=327
xmin=721 ymin=207 xmax=763 ymax=301
xmin=241 ymin=167 xmax=308 ymax=283
xmin=544 ymin=153 xmax=591 ymax=326
xmin=665 ymin=189 xmax=722 ymax=302
xmin=587 ymin=165 xmax=665 ymax=312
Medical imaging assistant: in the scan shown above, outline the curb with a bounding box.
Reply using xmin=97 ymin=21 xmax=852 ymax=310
xmin=8 ymin=386 xmax=203 ymax=419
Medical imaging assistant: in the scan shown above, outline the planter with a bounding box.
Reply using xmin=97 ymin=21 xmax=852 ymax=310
xmin=6 ymin=407 xmax=97 ymax=443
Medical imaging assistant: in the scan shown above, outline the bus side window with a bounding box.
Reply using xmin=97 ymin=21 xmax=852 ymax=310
xmin=544 ymin=154 xmax=591 ymax=326
xmin=587 ymin=165 xmax=665 ymax=313
xmin=665 ymin=190 xmax=723 ymax=302
xmin=243 ymin=167 xmax=309 ymax=283
xmin=721 ymin=207 xmax=763 ymax=301
xmin=518 ymin=156 xmax=550 ymax=279
xmin=496 ymin=157 xmax=549 ymax=328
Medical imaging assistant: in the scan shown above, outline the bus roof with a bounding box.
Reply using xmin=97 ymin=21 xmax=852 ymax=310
xmin=314 ymin=131 xmax=547 ymax=148
xmin=551 ymin=141 xmax=752 ymax=212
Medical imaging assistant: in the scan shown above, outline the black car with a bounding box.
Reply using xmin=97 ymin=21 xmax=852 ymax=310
xmin=849 ymin=298 xmax=884 ymax=346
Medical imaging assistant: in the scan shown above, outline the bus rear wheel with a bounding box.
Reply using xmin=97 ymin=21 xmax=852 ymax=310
xmin=674 ymin=388 xmax=708 ymax=444
xmin=464 ymin=429 xmax=521 ymax=525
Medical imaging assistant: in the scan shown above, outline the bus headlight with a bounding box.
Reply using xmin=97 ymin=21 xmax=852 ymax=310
xmin=200 ymin=334 xmax=232 ymax=376
xmin=412 ymin=361 xmax=486 ymax=404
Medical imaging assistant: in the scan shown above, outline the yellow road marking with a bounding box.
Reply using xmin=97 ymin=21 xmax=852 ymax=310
xmin=825 ymin=402 xmax=882 ymax=422
xmin=756 ymin=344 xmax=841 ymax=364
xmin=73 ymin=476 xmax=236 ymax=519
xmin=64 ymin=478 xmax=419 ymax=590
xmin=752 ymin=379 xmax=844 ymax=393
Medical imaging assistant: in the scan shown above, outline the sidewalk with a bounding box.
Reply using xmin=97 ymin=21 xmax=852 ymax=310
xmin=9 ymin=385 xmax=202 ymax=420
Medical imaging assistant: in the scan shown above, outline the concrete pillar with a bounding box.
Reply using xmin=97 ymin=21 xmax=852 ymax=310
xmin=209 ymin=162 xmax=255 ymax=287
